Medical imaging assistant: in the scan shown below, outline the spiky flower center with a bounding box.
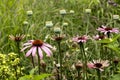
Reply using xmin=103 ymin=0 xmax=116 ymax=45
xmin=55 ymin=37 xmax=63 ymax=41
xmin=113 ymin=60 xmax=119 ymax=64
xmin=94 ymin=63 xmax=102 ymax=68
xmin=105 ymin=27 xmax=112 ymax=31
xmin=78 ymin=37 xmax=85 ymax=40
xmin=99 ymin=36 xmax=105 ymax=39
xmin=15 ymin=37 xmax=22 ymax=41
xmin=32 ymin=40 xmax=43 ymax=46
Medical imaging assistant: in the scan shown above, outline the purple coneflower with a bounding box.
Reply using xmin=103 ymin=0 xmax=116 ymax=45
xmin=21 ymin=40 xmax=53 ymax=59
xmin=72 ymin=35 xmax=88 ymax=43
xmin=97 ymin=25 xmax=119 ymax=34
xmin=93 ymin=35 xmax=106 ymax=40
xmin=9 ymin=34 xmax=25 ymax=42
xmin=87 ymin=60 xmax=109 ymax=71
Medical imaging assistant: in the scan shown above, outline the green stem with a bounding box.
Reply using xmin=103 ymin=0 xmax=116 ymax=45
xmin=96 ymin=69 xmax=101 ymax=80
xmin=16 ymin=42 xmax=21 ymax=76
xmin=37 ymin=47 xmax=40 ymax=74
xmin=77 ymin=70 xmax=81 ymax=80
xmin=31 ymin=55 xmax=35 ymax=68
xmin=79 ymin=43 xmax=87 ymax=80
xmin=58 ymin=41 xmax=62 ymax=80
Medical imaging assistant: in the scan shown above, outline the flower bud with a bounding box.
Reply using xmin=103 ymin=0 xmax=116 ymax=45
xmin=70 ymin=10 xmax=75 ymax=14
xmin=45 ymin=21 xmax=53 ymax=28
xmin=40 ymin=60 xmax=46 ymax=68
xmin=75 ymin=61 xmax=83 ymax=71
xmin=85 ymin=9 xmax=91 ymax=14
xmin=23 ymin=21 xmax=29 ymax=25
xmin=63 ymin=22 xmax=68 ymax=27
xmin=54 ymin=27 xmax=61 ymax=34
xmin=56 ymin=63 xmax=60 ymax=68
xmin=113 ymin=15 xmax=119 ymax=20
xmin=27 ymin=10 xmax=33 ymax=16
xmin=60 ymin=9 xmax=67 ymax=15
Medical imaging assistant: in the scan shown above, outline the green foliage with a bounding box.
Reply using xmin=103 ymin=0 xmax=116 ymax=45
xmin=109 ymin=74 xmax=120 ymax=80
xmin=19 ymin=74 xmax=52 ymax=80
xmin=97 ymin=34 xmax=120 ymax=44
xmin=0 ymin=52 xmax=23 ymax=80
xmin=0 ymin=0 xmax=120 ymax=80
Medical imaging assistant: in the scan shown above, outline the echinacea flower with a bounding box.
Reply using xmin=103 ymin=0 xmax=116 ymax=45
xmin=72 ymin=35 xmax=88 ymax=43
xmin=93 ymin=35 xmax=106 ymax=40
xmin=9 ymin=34 xmax=25 ymax=42
xmin=87 ymin=60 xmax=109 ymax=71
xmin=21 ymin=40 xmax=53 ymax=59
xmin=97 ymin=25 xmax=119 ymax=34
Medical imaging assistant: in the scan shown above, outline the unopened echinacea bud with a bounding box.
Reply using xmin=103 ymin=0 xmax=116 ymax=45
xmin=63 ymin=22 xmax=68 ymax=27
xmin=85 ymin=9 xmax=91 ymax=14
xmin=45 ymin=21 xmax=53 ymax=28
xmin=23 ymin=21 xmax=29 ymax=25
xmin=70 ymin=10 xmax=75 ymax=14
xmin=27 ymin=10 xmax=33 ymax=16
xmin=60 ymin=9 xmax=67 ymax=15
xmin=54 ymin=27 xmax=61 ymax=34
xmin=113 ymin=15 xmax=119 ymax=20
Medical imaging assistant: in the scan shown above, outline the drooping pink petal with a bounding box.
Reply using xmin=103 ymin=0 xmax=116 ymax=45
xmin=87 ymin=63 xmax=95 ymax=69
xmin=21 ymin=45 xmax=31 ymax=52
xmin=25 ymin=47 xmax=34 ymax=57
xmin=23 ymin=43 xmax=32 ymax=46
xmin=38 ymin=47 xmax=43 ymax=59
xmin=112 ymin=28 xmax=119 ymax=33
xmin=41 ymin=46 xmax=52 ymax=56
xmin=32 ymin=47 xmax=37 ymax=56
xmin=43 ymin=43 xmax=53 ymax=48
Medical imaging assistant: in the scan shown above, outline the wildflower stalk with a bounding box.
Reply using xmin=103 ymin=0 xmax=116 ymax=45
xmin=31 ymin=55 xmax=35 ymax=68
xmin=37 ymin=48 xmax=41 ymax=74
xmin=85 ymin=14 xmax=90 ymax=35
xmin=16 ymin=42 xmax=20 ymax=58
xmin=77 ymin=69 xmax=81 ymax=80
xmin=79 ymin=42 xmax=87 ymax=80
xmin=58 ymin=41 xmax=62 ymax=80
xmin=16 ymin=42 xmax=22 ymax=76
xmin=96 ymin=69 xmax=101 ymax=80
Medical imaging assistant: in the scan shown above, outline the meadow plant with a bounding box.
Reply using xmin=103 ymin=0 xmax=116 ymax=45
xmin=21 ymin=39 xmax=53 ymax=74
xmin=1 ymin=0 xmax=120 ymax=80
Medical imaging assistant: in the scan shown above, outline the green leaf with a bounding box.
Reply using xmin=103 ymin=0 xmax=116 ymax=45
xmin=34 ymin=74 xmax=52 ymax=80
xmin=19 ymin=74 xmax=52 ymax=80
xmin=19 ymin=75 xmax=33 ymax=80
xmin=109 ymin=74 xmax=120 ymax=80
xmin=29 ymin=66 xmax=38 ymax=75
xmin=97 ymin=34 xmax=120 ymax=44
xmin=104 ymin=43 xmax=120 ymax=53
